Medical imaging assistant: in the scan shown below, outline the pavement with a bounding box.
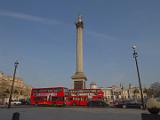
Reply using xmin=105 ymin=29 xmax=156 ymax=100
xmin=0 ymin=106 xmax=150 ymax=120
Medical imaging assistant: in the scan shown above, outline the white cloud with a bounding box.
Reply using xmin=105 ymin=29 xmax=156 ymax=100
xmin=0 ymin=10 xmax=117 ymax=41
xmin=0 ymin=10 xmax=64 ymax=25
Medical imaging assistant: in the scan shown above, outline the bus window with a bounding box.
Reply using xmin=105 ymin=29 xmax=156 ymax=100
xmin=57 ymin=97 xmax=64 ymax=101
xmin=55 ymin=88 xmax=63 ymax=92
xmin=52 ymin=97 xmax=57 ymax=101
xmin=32 ymin=89 xmax=39 ymax=93
xmin=48 ymin=88 xmax=53 ymax=92
xmin=64 ymin=88 xmax=69 ymax=92
xmin=69 ymin=98 xmax=73 ymax=101
xmin=34 ymin=97 xmax=40 ymax=101
xmin=48 ymin=95 xmax=52 ymax=101
xmin=34 ymin=97 xmax=47 ymax=101
xmin=38 ymin=89 xmax=46 ymax=93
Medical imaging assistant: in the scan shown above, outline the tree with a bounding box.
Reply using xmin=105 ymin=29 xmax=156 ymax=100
xmin=0 ymin=80 xmax=10 ymax=104
xmin=143 ymin=88 xmax=154 ymax=98
xmin=150 ymin=82 xmax=160 ymax=97
xmin=133 ymin=88 xmax=139 ymax=100
xmin=0 ymin=81 xmax=10 ymax=98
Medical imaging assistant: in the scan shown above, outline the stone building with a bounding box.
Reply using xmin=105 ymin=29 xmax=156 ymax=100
xmin=100 ymin=87 xmax=113 ymax=104
xmin=90 ymin=82 xmax=97 ymax=89
xmin=127 ymin=86 xmax=147 ymax=100
xmin=100 ymin=84 xmax=147 ymax=104
xmin=0 ymin=71 xmax=32 ymax=104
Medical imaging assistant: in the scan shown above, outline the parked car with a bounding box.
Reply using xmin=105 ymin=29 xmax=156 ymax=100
xmin=19 ymin=99 xmax=30 ymax=105
xmin=114 ymin=100 xmax=143 ymax=109
xmin=87 ymin=101 xmax=108 ymax=107
xmin=11 ymin=100 xmax=22 ymax=105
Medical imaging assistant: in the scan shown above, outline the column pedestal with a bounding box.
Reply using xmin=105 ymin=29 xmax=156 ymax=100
xmin=72 ymin=72 xmax=87 ymax=89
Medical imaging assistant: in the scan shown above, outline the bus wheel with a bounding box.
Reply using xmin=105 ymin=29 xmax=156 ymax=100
xmin=73 ymin=102 xmax=77 ymax=106
xmin=51 ymin=104 xmax=56 ymax=107
xmin=122 ymin=105 xmax=126 ymax=108
xmin=62 ymin=104 xmax=66 ymax=107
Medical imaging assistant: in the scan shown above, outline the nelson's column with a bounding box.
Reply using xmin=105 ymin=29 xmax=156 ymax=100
xmin=71 ymin=16 xmax=87 ymax=89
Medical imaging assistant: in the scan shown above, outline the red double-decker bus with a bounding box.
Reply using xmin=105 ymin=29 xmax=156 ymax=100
xmin=30 ymin=87 xmax=69 ymax=106
xmin=30 ymin=87 xmax=104 ymax=106
xmin=68 ymin=89 xmax=104 ymax=106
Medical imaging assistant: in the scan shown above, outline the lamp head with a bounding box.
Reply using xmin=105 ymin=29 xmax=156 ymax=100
xmin=15 ymin=60 xmax=19 ymax=65
xmin=132 ymin=45 xmax=137 ymax=50
xmin=77 ymin=15 xmax=82 ymax=22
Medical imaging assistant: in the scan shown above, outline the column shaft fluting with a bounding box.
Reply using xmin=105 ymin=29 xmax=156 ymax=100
xmin=76 ymin=25 xmax=83 ymax=73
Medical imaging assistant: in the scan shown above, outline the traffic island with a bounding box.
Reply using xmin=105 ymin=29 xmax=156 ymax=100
xmin=141 ymin=113 xmax=160 ymax=120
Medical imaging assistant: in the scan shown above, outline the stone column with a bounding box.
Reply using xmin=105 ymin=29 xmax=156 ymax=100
xmin=71 ymin=16 xmax=87 ymax=89
xmin=76 ymin=16 xmax=83 ymax=73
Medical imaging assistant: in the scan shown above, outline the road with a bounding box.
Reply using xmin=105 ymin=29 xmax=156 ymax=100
xmin=0 ymin=107 xmax=149 ymax=120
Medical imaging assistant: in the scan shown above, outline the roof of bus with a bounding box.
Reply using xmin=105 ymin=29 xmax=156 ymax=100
xmin=69 ymin=88 xmax=102 ymax=90
xmin=31 ymin=88 xmax=102 ymax=90
xmin=32 ymin=87 xmax=68 ymax=90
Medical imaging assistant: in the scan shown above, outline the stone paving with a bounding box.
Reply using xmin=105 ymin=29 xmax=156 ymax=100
xmin=0 ymin=107 xmax=150 ymax=120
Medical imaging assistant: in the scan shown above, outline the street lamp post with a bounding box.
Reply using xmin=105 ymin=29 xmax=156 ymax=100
xmin=132 ymin=45 xmax=144 ymax=109
xmin=8 ymin=61 xmax=19 ymax=108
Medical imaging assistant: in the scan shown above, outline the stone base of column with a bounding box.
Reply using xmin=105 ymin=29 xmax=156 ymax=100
xmin=72 ymin=72 xmax=87 ymax=89
xmin=72 ymin=72 xmax=87 ymax=80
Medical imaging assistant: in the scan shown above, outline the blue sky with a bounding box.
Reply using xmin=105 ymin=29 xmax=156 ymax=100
xmin=0 ymin=0 xmax=160 ymax=88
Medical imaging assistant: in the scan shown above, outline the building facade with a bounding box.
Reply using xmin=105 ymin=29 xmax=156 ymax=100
xmin=0 ymin=71 xmax=32 ymax=104
xmin=100 ymin=85 xmax=147 ymax=104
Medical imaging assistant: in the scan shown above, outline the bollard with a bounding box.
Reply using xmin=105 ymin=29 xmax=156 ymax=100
xmin=12 ymin=112 xmax=20 ymax=120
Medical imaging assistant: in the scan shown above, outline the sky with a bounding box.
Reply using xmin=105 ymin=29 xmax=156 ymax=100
xmin=0 ymin=0 xmax=160 ymax=88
